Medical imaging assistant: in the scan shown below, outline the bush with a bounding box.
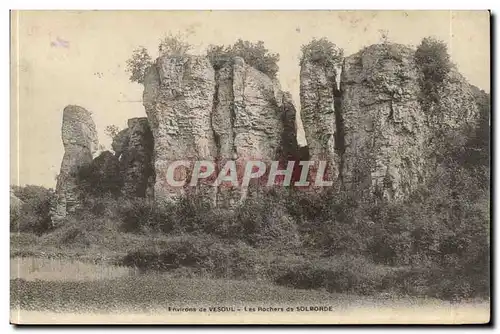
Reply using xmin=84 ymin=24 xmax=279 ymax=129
xmin=230 ymin=190 xmax=301 ymax=250
xmin=275 ymin=255 xmax=391 ymax=295
xmin=284 ymin=189 xmax=363 ymax=253
xmin=120 ymin=234 xmax=264 ymax=279
xmin=158 ymin=32 xmax=191 ymax=58
xmin=300 ymin=38 xmax=344 ymax=68
xmin=415 ymin=37 xmax=452 ymax=103
xmin=75 ymin=153 xmax=123 ymax=197
xmin=207 ymin=40 xmax=280 ymax=77
xmin=116 ymin=189 xmax=301 ymax=251
xmin=117 ymin=198 xmax=177 ymax=234
xmin=125 ymin=46 xmax=153 ymax=84
xmin=10 ymin=185 xmax=54 ymax=235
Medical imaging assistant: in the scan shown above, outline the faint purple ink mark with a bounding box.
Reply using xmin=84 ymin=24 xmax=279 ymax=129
xmin=51 ymin=37 xmax=70 ymax=48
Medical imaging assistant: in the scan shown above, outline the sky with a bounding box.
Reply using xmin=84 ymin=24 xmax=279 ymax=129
xmin=11 ymin=10 xmax=490 ymax=188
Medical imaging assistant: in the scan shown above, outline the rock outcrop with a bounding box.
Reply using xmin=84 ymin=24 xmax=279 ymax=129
xmin=299 ymin=58 xmax=340 ymax=186
xmin=112 ymin=118 xmax=155 ymax=198
xmin=50 ymin=42 xmax=482 ymax=216
xmin=51 ymin=105 xmax=98 ymax=224
xmin=340 ymin=44 xmax=427 ymax=200
xmin=142 ymin=55 xmax=297 ymax=207
xmin=212 ymin=57 xmax=288 ymax=205
xmin=143 ymin=55 xmax=218 ymax=205
xmin=280 ymin=92 xmax=300 ymax=163
xmin=300 ymin=42 xmax=480 ymax=200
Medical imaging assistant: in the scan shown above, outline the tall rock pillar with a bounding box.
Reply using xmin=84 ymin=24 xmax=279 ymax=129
xmin=51 ymin=105 xmax=98 ymax=224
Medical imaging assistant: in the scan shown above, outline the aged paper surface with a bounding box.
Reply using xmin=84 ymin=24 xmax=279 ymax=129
xmin=10 ymin=10 xmax=490 ymax=324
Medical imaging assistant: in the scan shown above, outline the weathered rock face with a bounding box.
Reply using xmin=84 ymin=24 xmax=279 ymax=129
xmin=117 ymin=118 xmax=155 ymax=198
xmin=51 ymin=105 xmax=98 ymax=223
xmin=143 ymin=55 xmax=218 ymax=205
xmin=143 ymin=55 xmax=295 ymax=207
xmin=300 ymin=42 xmax=480 ymax=200
xmin=281 ymin=92 xmax=300 ymax=162
xmin=212 ymin=57 xmax=287 ymax=205
xmin=111 ymin=128 xmax=130 ymax=157
xmin=340 ymin=44 xmax=428 ymax=200
xmin=299 ymin=59 xmax=340 ymax=185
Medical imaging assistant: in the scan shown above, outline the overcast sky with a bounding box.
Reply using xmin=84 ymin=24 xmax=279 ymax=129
xmin=11 ymin=10 xmax=490 ymax=188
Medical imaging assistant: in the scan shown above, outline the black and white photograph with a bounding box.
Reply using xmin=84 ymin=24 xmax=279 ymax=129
xmin=9 ymin=10 xmax=491 ymax=324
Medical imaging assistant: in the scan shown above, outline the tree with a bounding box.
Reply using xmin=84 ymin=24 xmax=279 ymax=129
xmin=10 ymin=185 xmax=54 ymax=234
xmin=300 ymin=38 xmax=344 ymax=68
xmin=207 ymin=39 xmax=280 ymax=78
xmin=125 ymin=46 xmax=153 ymax=84
xmin=415 ymin=37 xmax=452 ymax=103
xmin=126 ymin=33 xmax=192 ymax=84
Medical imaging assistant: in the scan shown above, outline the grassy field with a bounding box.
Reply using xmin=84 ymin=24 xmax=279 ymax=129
xmin=10 ymin=266 xmax=490 ymax=324
xmin=10 ymin=231 xmax=490 ymax=324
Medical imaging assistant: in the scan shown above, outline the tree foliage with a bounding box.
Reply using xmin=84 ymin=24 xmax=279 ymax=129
xmin=300 ymin=37 xmax=344 ymax=68
xmin=415 ymin=37 xmax=452 ymax=103
xmin=207 ymin=39 xmax=280 ymax=78
xmin=125 ymin=46 xmax=153 ymax=84
xmin=10 ymin=185 xmax=54 ymax=234
xmin=104 ymin=125 xmax=120 ymax=140
xmin=158 ymin=32 xmax=192 ymax=57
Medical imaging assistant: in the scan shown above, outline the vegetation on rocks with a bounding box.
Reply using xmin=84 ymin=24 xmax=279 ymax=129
xmin=300 ymin=37 xmax=344 ymax=68
xmin=207 ymin=39 xmax=280 ymax=77
xmin=415 ymin=37 xmax=453 ymax=103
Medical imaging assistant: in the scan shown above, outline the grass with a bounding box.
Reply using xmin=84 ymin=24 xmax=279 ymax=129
xmin=11 ymin=256 xmax=135 ymax=282
xmin=10 ymin=272 xmax=456 ymax=314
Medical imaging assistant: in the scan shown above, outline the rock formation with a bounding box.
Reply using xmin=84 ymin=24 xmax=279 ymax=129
xmin=300 ymin=43 xmax=480 ymax=200
xmin=339 ymin=44 xmax=428 ymax=200
xmin=112 ymin=117 xmax=155 ymax=198
xmin=51 ymin=105 xmax=98 ymax=224
xmin=212 ymin=57 xmax=288 ymax=205
xmin=144 ymin=55 xmax=294 ymax=207
xmin=299 ymin=58 xmax=340 ymax=186
xmin=50 ymin=42 xmax=483 ymax=219
xmin=143 ymin=55 xmax=218 ymax=205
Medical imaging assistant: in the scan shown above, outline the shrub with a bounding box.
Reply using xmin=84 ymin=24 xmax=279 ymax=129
xmin=233 ymin=190 xmax=301 ymax=250
xmin=118 ymin=198 xmax=177 ymax=233
xmin=300 ymin=38 xmax=344 ymax=68
xmin=274 ymin=255 xmax=390 ymax=295
xmin=125 ymin=46 xmax=153 ymax=84
xmin=207 ymin=40 xmax=280 ymax=77
xmin=415 ymin=37 xmax=452 ymax=103
xmin=121 ymin=234 xmax=263 ymax=279
xmin=158 ymin=32 xmax=192 ymax=58
xmin=75 ymin=154 xmax=123 ymax=197
xmin=284 ymin=189 xmax=363 ymax=253
xmin=10 ymin=185 xmax=54 ymax=235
